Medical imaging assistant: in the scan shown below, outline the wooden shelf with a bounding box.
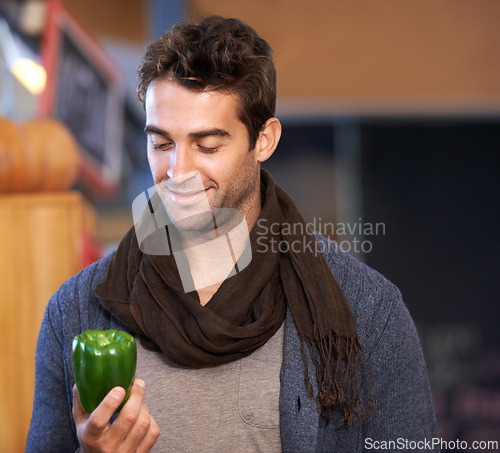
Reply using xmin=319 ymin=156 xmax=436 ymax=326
xmin=0 ymin=192 xmax=97 ymax=452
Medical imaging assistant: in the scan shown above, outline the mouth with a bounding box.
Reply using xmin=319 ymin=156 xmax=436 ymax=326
xmin=169 ymin=188 xmax=210 ymax=207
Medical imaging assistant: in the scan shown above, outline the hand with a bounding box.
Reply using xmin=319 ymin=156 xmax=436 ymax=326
xmin=73 ymin=379 xmax=160 ymax=453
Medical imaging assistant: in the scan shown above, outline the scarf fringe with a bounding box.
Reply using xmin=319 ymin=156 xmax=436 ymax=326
xmin=300 ymin=331 xmax=374 ymax=427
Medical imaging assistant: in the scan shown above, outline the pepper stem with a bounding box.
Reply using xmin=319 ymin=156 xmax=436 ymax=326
xmin=96 ymin=332 xmax=111 ymax=348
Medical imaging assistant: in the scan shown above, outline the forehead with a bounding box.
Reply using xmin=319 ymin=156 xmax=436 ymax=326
xmin=145 ymin=78 xmax=242 ymax=129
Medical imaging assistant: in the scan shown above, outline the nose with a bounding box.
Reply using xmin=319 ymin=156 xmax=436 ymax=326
xmin=167 ymin=145 xmax=197 ymax=185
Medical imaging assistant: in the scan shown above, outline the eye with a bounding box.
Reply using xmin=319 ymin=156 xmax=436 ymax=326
xmin=151 ymin=141 xmax=173 ymax=151
xmin=199 ymin=145 xmax=220 ymax=154
xmin=147 ymin=134 xmax=173 ymax=151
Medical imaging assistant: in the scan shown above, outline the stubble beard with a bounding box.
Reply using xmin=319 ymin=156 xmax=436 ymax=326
xmin=163 ymin=160 xmax=260 ymax=239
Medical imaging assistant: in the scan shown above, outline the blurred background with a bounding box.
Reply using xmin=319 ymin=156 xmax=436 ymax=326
xmin=0 ymin=0 xmax=499 ymax=450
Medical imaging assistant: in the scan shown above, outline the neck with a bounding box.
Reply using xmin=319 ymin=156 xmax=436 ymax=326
xmin=176 ymin=212 xmax=253 ymax=305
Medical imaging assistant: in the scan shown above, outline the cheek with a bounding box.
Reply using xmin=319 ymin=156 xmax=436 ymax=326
xmin=199 ymin=158 xmax=227 ymax=183
xmin=147 ymin=151 xmax=168 ymax=181
xmin=146 ymin=153 xmax=158 ymax=179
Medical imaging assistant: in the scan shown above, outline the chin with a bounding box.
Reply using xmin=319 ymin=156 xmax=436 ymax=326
xmin=168 ymin=210 xmax=217 ymax=234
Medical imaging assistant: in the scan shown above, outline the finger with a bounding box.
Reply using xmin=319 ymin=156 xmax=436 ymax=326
xmin=123 ymin=402 xmax=152 ymax=448
xmin=72 ymin=384 xmax=87 ymax=423
xmin=109 ymin=379 xmax=146 ymax=439
xmin=85 ymin=386 xmax=126 ymax=437
xmin=137 ymin=415 xmax=161 ymax=453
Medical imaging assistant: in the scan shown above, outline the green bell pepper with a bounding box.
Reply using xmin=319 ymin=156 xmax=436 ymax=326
xmin=72 ymin=329 xmax=137 ymax=414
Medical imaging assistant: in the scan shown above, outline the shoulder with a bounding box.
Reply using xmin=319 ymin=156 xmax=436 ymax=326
xmin=45 ymin=252 xmax=124 ymax=336
xmin=314 ymin=232 xmax=408 ymax=354
xmin=314 ymin=231 xmax=401 ymax=308
xmin=55 ymin=252 xmax=113 ymax=309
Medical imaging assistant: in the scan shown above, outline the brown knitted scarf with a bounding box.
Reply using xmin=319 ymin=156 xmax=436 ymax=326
xmin=95 ymin=170 xmax=371 ymax=425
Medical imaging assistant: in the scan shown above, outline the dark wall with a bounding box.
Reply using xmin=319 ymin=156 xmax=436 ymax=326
xmin=361 ymin=120 xmax=499 ymax=343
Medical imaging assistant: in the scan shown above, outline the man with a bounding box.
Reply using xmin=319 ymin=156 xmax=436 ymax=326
xmin=27 ymin=16 xmax=438 ymax=452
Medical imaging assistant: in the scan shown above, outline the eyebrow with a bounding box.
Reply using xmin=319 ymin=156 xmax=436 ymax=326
xmin=144 ymin=125 xmax=231 ymax=139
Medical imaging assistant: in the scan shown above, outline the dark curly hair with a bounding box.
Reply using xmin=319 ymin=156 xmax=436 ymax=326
xmin=137 ymin=16 xmax=277 ymax=150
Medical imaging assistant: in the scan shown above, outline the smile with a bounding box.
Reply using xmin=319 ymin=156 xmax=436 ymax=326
xmin=169 ymin=188 xmax=209 ymax=206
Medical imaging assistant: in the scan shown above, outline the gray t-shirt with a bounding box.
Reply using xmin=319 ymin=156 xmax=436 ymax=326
xmin=137 ymin=323 xmax=285 ymax=452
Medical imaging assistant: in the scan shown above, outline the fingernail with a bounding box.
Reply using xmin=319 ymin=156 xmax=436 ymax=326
xmin=135 ymin=379 xmax=145 ymax=389
xmin=112 ymin=387 xmax=126 ymax=399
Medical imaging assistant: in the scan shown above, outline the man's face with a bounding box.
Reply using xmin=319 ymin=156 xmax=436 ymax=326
xmin=144 ymin=78 xmax=262 ymax=233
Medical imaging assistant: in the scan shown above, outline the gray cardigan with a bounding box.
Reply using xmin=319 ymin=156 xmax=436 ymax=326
xmin=26 ymin=235 xmax=438 ymax=452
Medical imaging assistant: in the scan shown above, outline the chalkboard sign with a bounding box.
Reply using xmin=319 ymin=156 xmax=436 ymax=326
xmin=39 ymin=0 xmax=124 ymax=196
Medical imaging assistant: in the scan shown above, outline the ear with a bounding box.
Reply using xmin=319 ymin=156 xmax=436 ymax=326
xmin=254 ymin=118 xmax=282 ymax=163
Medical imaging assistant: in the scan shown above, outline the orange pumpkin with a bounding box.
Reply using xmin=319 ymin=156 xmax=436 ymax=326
xmin=21 ymin=118 xmax=80 ymax=191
